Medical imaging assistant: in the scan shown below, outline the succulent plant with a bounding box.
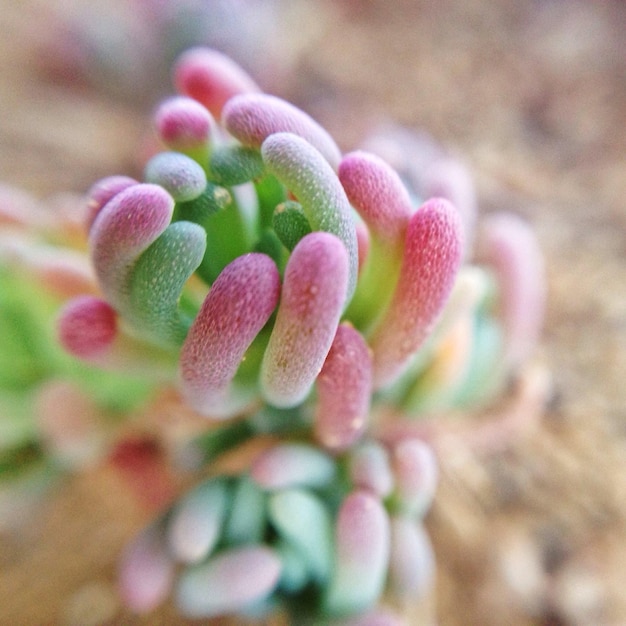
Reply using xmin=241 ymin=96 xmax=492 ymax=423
xmin=0 ymin=40 xmax=546 ymax=623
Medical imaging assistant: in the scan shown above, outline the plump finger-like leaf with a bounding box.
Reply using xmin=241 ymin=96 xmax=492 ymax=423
xmin=223 ymin=476 xmax=267 ymax=545
xmin=128 ymin=221 xmax=206 ymax=345
xmin=339 ymin=150 xmax=412 ymax=244
xmin=180 ymin=253 xmax=280 ymax=417
xmin=391 ymin=438 xmax=438 ymax=518
xmin=176 ymin=545 xmax=281 ymax=618
xmin=268 ymin=488 xmax=334 ymax=585
xmin=224 ymin=93 xmax=342 ymax=168
xmin=261 ymin=132 xmax=358 ymax=301
xmin=325 ymin=491 xmax=391 ymax=616
xmin=118 ymin=523 xmax=174 ymax=613
xmin=348 ymin=442 xmax=394 ymax=499
xmin=421 ymin=157 xmax=477 ymax=257
xmin=144 ymin=151 xmax=207 ymax=202
xmin=174 ymin=47 xmax=260 ymax=118
xmin=370 ymin=198 xmax=463 ymax=388
xmin=251 ymin=443 xmax=336 ymax=490
xmin=480 ymin=211 xmax=545 ymax=368
xmin=208 ymin=144 xmax=265 ymax=186
xmin=153 ymin=95 xmax=213 ymax=153
xmin=89 ymin=183 xmax=174 ymax=307
xmin=388 ymin=517 xmax=435 ymax=599
xmin=84 ymin=175 xmax=137 ymax=232
xmin=314 ymin=323 xmax=372 ymax=452
xmin=57 ymin=295 xmax=117 ymax=359
xmin=167 ymin=478 xmax=229 ymax=564
xmin=260 ymin=232 xmax=348 ymax=408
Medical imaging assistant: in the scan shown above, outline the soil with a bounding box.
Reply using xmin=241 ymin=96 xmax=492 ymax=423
xmin=1 ymin=0 xmax=625 ymax=625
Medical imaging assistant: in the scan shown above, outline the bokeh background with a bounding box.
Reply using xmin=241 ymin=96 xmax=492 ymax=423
xmin=1 ymin=0 xmax=625 ymax=624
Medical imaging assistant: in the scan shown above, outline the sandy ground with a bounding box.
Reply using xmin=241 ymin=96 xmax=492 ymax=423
xmin=1 ymin=0 xmax=626 ymax=624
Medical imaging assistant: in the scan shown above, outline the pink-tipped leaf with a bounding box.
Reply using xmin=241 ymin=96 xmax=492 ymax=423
xmin=339 ymin=150 xmax=412 ymax=244
xmin=224 ymin=93 xmax=342 ymax=169
xmin=57 ymin=296 xmax=117 ymax=359
xmin=85 ymin=175 xmax=137 ymax=232
xmin=180 ymin=253 xmax=280 ymax=417
xmin=314 ymin=323 xmax=373 ymax=452
xmin=348 ymin=442 xmax=394 ymax=499
xmin=480 ymin=211 xmax=545 ymax=368
xmin=325 ymin=490 xmax=391 ymax=616
xmin=176 ymin=545 xmax=281 ymax=618
xmin=119 ymin=524 xmax=174 ymax=613
xmin=391 ymin=438 xmax=438 ymax=518
xmin=260 ymin=232 xmax=348 ymax=408
xmin=174 ymin=47 xmax=260 ymax=118
xmin=370 ymin=197 xmax=464 ymax=388
xmin=89 ymin=183 xmax=174 ymax=307
xmin=167 ymin=479 xmax=228 ymax=564
xmin=251 ymin=443 xmax=336 ymax=490
xmin=153 ymin=95 xmax=213 ymax=153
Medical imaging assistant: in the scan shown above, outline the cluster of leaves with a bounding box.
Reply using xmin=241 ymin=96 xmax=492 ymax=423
xmin=0 ymin=35 xmax=542 ymax=622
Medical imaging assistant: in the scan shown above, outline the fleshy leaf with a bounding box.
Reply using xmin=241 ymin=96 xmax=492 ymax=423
xmin=180 ymin=253 xmax=280 ymax=417
xmin=421 ymin=156 xmax=477 ymax=256
xmin=388 ymin=517 xmax=435 ymax=599
xmin=223 ymin=476 xmax=267 ymax=545
xmin=348 ymin=442 xmax=394 ymax=499
xmin=84 ymin=175 xmax=137 ymax=232
xmin=480 ymin=211 xmax=545 ymax=368
xmin=370 ymin=198 xmax=464 ymax=388
xmin=167 ymin=478 xmax=229 ymax=564
xmin=390 ymin=438 xmax=438 ymax=518
xmin=223 ymin=93 xmax=342 ymax=168
xmin=338 ymin=150 xmax=412 ymax=244
xmin=89 ymin=183 xmax=174 ymax=307
xmin=128 ymin=221 xmax=206 ymax=345
xmin=325 ymin=490 xmax=391 ymax=616
xmin=208 ymin=144 xmax=265 ymax=186
xmin=176 ymin=545 xmax=281 ymax=618
xmin=118 ymin=523 xmax=174 ymax=613
xmin=261 ymin=133 xmax=358 ymax=301
xmin=57 ymin=295 xmax=117 ymax=359
xmin=260 ymin=232 xmax=348 ymax=408
xmin=174 ymin=47 xmax=261 ymax=118
xmin=144 ymin=151 xmax=207 ymax=202
xmin=314 ymin=323 xmax=372 ymax=452
xmin=153 ymin=95 xmax=213 ymax=154
xmin=251 ymin=443 xmax=336 ymax=490
xmin=268 ymin=488 xmax=334 ymax=585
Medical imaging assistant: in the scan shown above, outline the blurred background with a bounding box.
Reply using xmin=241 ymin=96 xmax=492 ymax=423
xmin=1 ymin=0 xmax=625 ymax=624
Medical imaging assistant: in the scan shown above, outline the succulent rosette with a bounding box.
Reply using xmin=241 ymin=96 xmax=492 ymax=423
xmin=52 ymin=48 xmax=546 ymax=623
